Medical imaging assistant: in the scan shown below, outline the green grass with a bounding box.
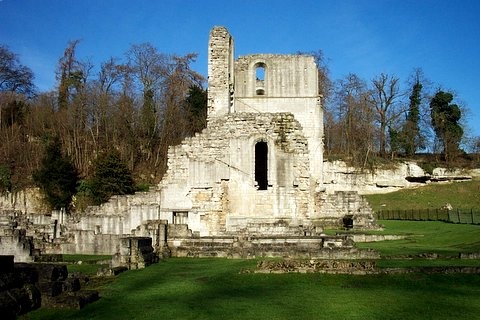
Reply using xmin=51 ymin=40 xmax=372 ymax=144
xmin=22 ymin=257 xmax=480 ymax=320
xmin=356 ymin=220 xmax=480 ymax=257
xmin=62 ymin=254 xmax=111 ymax=263
xmin=60 ymin=254 xmax=112 ymax=276
xmin=376 ymin=259 xmax=480 ymax=268
xmin=21 ymin=221 xmax=480 ymax=320
xmin=67 ymin=263 xmax=107 ymax=275
xmin=365 ymin=178 xmax=480 ymax=212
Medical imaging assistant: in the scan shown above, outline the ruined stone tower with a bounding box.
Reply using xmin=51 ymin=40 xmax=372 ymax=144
xmin=157 ymin=26 xmax=329 ymax=236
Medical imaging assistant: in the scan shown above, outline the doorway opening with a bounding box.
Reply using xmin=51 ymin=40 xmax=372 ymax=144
xmin=255 ymin=141 xmax=268 ymax=190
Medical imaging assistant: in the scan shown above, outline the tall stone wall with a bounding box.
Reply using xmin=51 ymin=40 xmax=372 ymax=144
xmin=0 ymin=188 xmax=48 ymax=214
xmin=234 ymin=54 xmax=323 ymax=181
xmin=235 ymin=54 xmax=318 ymax=98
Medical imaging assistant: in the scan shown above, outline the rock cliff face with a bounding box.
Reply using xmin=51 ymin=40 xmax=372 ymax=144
xmin=323 ymin=161 xmax=478 ymax=194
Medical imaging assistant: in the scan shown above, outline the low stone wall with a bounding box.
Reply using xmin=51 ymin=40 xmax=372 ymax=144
xmin=252 ymin=259 xmax=480 ymax=275
xmin=380 ymin=266 xmax=480 ymax=274
xmin=459 ymin=252 xmax=480 ymax=259
xmin=254 ymin=259 xmax=377 ymax=274
xmin=168 ymin=235 xmax=374 ymax=259
xmin=46 ymin=231 xmax=121 ymax=255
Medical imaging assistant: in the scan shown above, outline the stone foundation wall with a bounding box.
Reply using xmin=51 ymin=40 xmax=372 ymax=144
xmin=168 ymin=234 xmax=359 ymax=259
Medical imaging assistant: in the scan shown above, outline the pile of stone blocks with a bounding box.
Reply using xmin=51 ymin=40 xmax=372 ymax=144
xmin=0 ymin=255 xmax=40 ymax=319
xmin=0 ymin=256 xmax=99 ymax=318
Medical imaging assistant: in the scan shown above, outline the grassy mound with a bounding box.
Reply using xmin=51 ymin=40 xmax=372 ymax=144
xmin=365 ymin=178 xmax=480 ymax=212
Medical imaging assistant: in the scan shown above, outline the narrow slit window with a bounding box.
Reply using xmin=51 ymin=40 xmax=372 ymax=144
xmin=255 ymin=141 xmax=268 ymax=190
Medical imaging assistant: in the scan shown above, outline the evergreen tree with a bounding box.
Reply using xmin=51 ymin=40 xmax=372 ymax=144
xmin=0 ymin=165 xmax=12 ymax=193
xmin=430 ymin=91 xmax=463 ymax=162
xmin=185 ymin=84 xmax=207 ymax=134
xmin=33 ymin=137 xmax=78 ymax=211
xmin=89 ymin=150 xmax=135 ymax=205
xmin=402 ymin=79 xmax=422 ymax=156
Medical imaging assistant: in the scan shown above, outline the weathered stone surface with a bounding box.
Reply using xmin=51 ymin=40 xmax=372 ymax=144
xmin=0 ymin=283 xmax=41 ymax=319
xmin=0 ymin=228 xmax=34 ymax=262
xmin=459 ymin=252 xmax=480 ymax=259
xmin=112 ymin=237 xmax=158 ymax=269
xmin=323 ymin=161 xmax=479 ymax=194
xmin=254 ymin=259 xmax=377 ymax=274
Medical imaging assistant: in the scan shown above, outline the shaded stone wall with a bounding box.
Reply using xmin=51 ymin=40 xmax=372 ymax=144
xmin=0 ymin=227 xmax=34 ymax=263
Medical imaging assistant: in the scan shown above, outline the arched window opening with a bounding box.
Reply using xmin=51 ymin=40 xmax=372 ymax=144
xmin=255 ymin=63 xmax=266 ymax=96
xmin=255 ymin=141 xmax=268 ymax=190
xmin=256 ymin=65 xmax=265 ymax=81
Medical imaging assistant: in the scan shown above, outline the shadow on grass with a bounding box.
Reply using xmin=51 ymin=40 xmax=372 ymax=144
xmin=23 ymin=259 xmax=480 ymax=320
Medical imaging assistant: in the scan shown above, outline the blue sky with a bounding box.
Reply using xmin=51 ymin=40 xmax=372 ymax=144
xmin=1 ymin=0 xmax=479 ymax=137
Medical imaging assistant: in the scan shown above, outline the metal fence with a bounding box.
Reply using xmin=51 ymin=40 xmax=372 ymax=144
xmin=375 ymin=208 xmax=480 ymax=224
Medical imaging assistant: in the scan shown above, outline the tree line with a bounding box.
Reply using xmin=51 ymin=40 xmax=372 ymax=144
xmin=0 ymin=42 xmax=207 ymax=210
xmin=0 ymin=44 xmax=478 ymax=211
xmin=308 ymin=49 xmax=478 ymax=169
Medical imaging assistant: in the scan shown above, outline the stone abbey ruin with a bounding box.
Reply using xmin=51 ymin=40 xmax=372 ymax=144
xmin=1 ymin=26 xmax=382 ymax=266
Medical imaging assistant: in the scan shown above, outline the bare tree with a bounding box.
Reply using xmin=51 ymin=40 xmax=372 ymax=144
xmin=0 ymin=45 xmax=35 ymax=96
xmin=370 ymin=73 xmax=403 ymax=156
xmin=328 ymin=74 xmax=375 ymax=167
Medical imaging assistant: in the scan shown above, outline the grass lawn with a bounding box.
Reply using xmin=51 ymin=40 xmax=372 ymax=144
xmin=61 ymin=254 xmax=112 ymax=275
xmin=22 ymin=257 xmax=480 ymax=320
xmin=20 ymin=219 xmax=480 ymax=320
xmin=355 ymin=220 xmax=480 ymax=258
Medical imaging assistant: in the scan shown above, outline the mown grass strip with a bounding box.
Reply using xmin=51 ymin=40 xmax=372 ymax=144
xmin=356 ymin=220 xmax=480 ymax=257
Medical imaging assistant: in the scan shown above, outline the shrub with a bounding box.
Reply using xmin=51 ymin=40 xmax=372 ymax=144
xmin=89 ymin=150 xmax=135 ymax=205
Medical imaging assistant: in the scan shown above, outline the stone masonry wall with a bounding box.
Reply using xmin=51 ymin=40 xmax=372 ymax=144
xmin=158 ymin=112 xmax=313 ymax=236
xmin=207 ymin=26 xmax=234 ymax=119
